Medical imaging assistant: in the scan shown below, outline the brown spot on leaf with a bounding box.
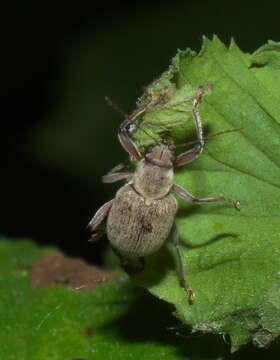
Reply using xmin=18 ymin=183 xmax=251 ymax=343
xmin=84 ymin=326 xmax=95 ymax=338
xmin=16 ymin=336 xmax=27 ymax=343
xmin=31 ymin=253 xmax=117 ymax=291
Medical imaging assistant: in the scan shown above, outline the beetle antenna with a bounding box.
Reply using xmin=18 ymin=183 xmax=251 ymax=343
xmin=105 ymin=96 xmax=128 ymax=117
xmin=174 ymin=127 xmax=243 ymax=149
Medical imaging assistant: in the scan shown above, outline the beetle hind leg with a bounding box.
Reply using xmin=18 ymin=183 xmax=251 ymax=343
xmin=171 ymin=224 xmax=195 ymax=305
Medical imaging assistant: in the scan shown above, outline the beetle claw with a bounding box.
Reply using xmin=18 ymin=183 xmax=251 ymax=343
xmin=187 ymin=288 xmax=195 ymax=305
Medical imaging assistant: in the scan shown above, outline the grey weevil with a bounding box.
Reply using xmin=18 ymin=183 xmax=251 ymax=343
xmin=88 ymin=88 xmax=240 ymax=304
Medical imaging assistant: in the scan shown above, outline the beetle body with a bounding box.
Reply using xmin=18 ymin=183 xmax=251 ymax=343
xmin=107 ymin=184 xmax=177 ymax=258
xmin=107 ymin=144 xmax=177 ymax=257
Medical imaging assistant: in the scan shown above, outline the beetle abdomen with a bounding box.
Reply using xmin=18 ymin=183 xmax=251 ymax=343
xmin=107 ymin=184 xmax=177 ymax=258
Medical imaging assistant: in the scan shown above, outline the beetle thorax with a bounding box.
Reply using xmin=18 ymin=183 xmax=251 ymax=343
xmin=133 ymin=144 xmax=174 ymax=203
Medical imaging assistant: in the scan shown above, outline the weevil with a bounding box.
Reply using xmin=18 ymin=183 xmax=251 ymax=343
xmin=88 ymin=88 xmax=240 ymax=304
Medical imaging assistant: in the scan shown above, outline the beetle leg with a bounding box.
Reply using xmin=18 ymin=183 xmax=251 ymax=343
xmin=87 ymin=200 xmax=114 ymax=242
xmin=172 ymin=183 xmax=240 ymax=211
xmin=118 ymin=130 xmax=142 ymax=160
xmin=102 ymin=161 xmax=134 ymax=183
xmin=118 ymin=106 xmax=147 ymax=160
xmin=175 ymin=89 xmax=205 ymax=167
xmin=119 ymin=106 xmax=147 ymax=130
xmin=88 ymin=230 xmax=105 ymax=243
xmin=171 ymin=224 xmax=194 ymax=304
xmin=102 ymin=172 xmax=133 ymax=184
xmin=107 ymin=162 xmax=126 ymax=174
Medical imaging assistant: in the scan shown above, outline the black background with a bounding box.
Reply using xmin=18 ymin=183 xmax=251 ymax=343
xmin=1 ymin=0 xmax=279 ymax=264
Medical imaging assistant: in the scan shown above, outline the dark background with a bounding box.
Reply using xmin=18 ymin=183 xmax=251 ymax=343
xmin=1 ymin=0 xmax=279 ymax=264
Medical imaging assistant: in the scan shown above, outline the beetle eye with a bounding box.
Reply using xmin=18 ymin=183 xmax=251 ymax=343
xmin=171 ymin=154 xmax=177 ymax=162
xmin=146 ymin=144 xmax=154 ymax=153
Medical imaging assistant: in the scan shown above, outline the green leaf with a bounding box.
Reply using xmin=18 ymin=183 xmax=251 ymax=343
xmin=130 ymin=37 xmax=280 ymax=352
xmin=2 ymin=238 xmax=230 ymax=360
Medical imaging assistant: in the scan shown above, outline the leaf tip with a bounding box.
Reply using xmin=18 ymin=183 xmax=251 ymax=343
xmin=200 ymin=35 xmax=211 ymax=54
xmin=212 ymin=34 xmax=224 ymax=46
xmin=229 ymin=37 xmax=237 ymax=48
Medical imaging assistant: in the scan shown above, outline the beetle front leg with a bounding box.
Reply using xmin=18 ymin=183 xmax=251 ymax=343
xmin=118 ymin=130 xmax=142 ymax=161
xmin=88 ymin=199 xmax=114 ymax=241
xmin=171 ymin=224 xmax=194 ymax=304
xmin=117 ymin=106 xmax=147 ymax=160
xmin=175 ymin=89 xmax=205 ymax=167
xmin=173 ymin=184 xmax=240 ymax=211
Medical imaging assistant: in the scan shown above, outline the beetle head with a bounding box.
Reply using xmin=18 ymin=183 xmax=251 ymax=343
xmin=145 ymin=144 xmax=176 ymax=169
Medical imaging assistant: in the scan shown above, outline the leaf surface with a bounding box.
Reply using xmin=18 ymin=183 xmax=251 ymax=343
xmin=2 ymin=239 xmax=222 ymax=360
xmin=132 ymin=37 xmax=280 ymax=352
